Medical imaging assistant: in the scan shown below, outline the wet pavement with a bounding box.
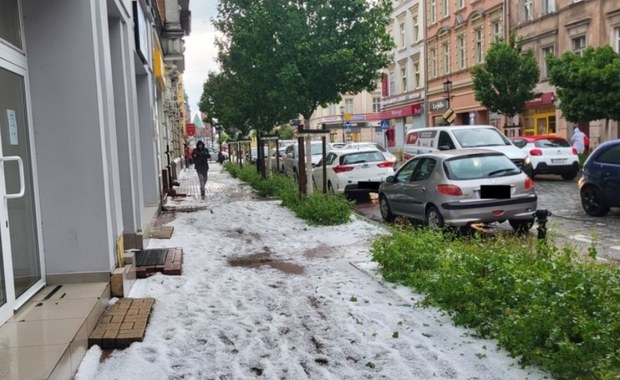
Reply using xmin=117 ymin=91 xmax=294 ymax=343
xmin=353 ymin=174 xmax=620 ymax=263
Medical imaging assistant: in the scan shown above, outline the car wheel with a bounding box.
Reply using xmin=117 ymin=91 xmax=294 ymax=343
xmin=561 ymin=171 xmax=578 ymax=181
xmin=509 ymin=219 xmax=534 ymax=233
xmin=379 ymin=195 xmax=395 ymax=223
xmin=425 ymin=205 xmax=444 ymax=230
xmin=581 ymin=186 xmax=610 ymax=216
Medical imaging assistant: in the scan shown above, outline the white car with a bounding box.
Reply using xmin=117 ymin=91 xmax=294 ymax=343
xmin=312 ymin=148 xmax=395 ymax=197
xmin=342 ymin=142 xmax=398 ymax=166
xmin=283 ymin=141 xmax=333 ymax=181
xmin=510 ymin=135 xmax=580 ymax=180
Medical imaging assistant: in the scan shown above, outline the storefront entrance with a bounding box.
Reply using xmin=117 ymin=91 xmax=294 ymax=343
xmin=0 ymin=58 xmax=44 ymax=324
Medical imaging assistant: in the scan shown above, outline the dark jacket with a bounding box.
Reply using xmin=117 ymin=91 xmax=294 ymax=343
xmin=192 ymin=144 xmax=211 ymax=174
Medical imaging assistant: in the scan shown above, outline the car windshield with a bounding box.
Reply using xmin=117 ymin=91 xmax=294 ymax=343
xmin=452 ymin=128 xmax=511 ymax=148
xmin=311 ymin=144 xmax=324 ymax=155
xmin=444 ymin=154 xmax=520 ymax=180
xmin=534 ymin=138 xmax=570 ymax=148
xmin=340 ymin=151 xmax=384 ymax=165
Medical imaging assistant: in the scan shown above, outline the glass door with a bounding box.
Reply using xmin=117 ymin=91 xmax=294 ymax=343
xmin=0 ymin=63 xmax=43 ymax=324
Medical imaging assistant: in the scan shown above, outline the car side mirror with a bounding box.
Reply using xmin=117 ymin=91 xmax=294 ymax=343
xmin=385 ymin=176 xmax=395 ymax=183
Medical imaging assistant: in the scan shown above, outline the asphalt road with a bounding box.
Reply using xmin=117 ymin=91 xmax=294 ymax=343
xmin=353 ymin=174 xmax=620 ymax=263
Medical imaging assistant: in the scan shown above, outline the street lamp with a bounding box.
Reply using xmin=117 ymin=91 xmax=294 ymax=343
xmin=340 ymin=105 xmax=345 ymax=143
xmin=443 ymin=79 xmax=453 ymax=109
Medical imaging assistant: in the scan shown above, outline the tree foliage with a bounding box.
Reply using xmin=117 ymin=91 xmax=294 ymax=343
xmin=471 ymin=34 xmax=539 ymax=121
xmin=201 ymin=0 xmax=393 ymax=135
xmin=547 ymin=45 xmax=620 ymax=123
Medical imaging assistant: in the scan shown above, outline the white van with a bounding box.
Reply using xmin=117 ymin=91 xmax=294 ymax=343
xmin=403 ymin=125 xmax=530 ymax=170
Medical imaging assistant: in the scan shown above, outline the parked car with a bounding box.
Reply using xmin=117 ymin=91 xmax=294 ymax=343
xmin=342 ymin=142 xmax=398 ymax=166
xmin=378 ymin=149 xmax=537 ymax=231
xmin=403 ymin=125 xmax=531 ymax=172
xmin=247 ymin=146 xmax=270 ymax=163
xmin=578 ymin=139 xmax=620 ymax=216
xmin=283 ymin=141 xmax=333 ymax=181
xmin=510 ymin=135 xmax=579 ymax=180
xmin=312 ymin=148 xmax=394 ymax=196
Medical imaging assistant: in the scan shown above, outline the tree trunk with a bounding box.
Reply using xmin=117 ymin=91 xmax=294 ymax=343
xmin=304 ymin=117 xmax=313 ymax=195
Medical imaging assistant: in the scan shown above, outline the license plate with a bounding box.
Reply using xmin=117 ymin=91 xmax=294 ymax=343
xmin=551 ymin=159 xmax=567 ymax=164
xmin=480 ymin=185 xmax=511 ymax=199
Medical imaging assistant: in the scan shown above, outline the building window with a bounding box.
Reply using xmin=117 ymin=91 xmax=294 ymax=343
xmin=572 ymin=35 xmax=586 ymax=55
xmin=412 ymin=16 xmax=419 ymax=42
xmin=543 ymin=0 xmax=555 ymax=14
xmin=474 ymin=28 xmax=483 ymax=64
xmin=400 ymin=21 xmax=406 ymax=48
xmin=492 ymin=20 xmax=502 ymax=42
xmin=345 ymin=98 xmax=354 ymax=113
xmin=615 ymin=27 xmax=620 ymax=54
xmin=442 ymin=0 xmax=449 ymax=17
xmin=430 ymin=0 xmax=436 ymax=24
xmin=389 ymin=71 xmax=395 ymax=94
xmin=413 ymin=62 xmax=421 ymax=88
xmin=541 ymin=46 xmax=554 ymax=79
xmin=443 ymin=42 xmax=450 ymax=74
xmin=430 ymin=48 xmax=437 ymax=77
xmin=457 ymin=35 xmax=466 ymax=69
xmin=457 ymin=0 xmax=465 ymax=9
xmin=372 ymin=97 xmax=381 ymax=113
xmin=329 ymin=104 xmax=337 ymax=115
xmin=401 ymin=66 xmax=407 ymax=92
xmin=523 ymin=0 xmax=532 ymax=22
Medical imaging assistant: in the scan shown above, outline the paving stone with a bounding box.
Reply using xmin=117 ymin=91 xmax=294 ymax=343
xmin=88 ymin=297 xmax=155 ymax=349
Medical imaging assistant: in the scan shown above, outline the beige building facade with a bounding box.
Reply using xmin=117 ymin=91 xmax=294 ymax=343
xmin=509 ymin=0 xmax=620 ymax=146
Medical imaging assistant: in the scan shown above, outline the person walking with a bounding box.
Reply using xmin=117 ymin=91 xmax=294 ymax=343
xmin=571 ymin=126 xmax=587 ymax=168
xmin=192 ymin=140 xmax=211 ymax=199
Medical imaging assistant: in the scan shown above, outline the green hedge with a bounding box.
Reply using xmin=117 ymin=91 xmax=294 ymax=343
xmin=224 ymin=162 xmax=351 ymax=226
xmin=371 ymin=228 xmax=620 ymax=380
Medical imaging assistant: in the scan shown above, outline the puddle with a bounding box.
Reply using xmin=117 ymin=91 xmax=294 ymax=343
xmin=228 ymin=251 xmax=304 ymax=275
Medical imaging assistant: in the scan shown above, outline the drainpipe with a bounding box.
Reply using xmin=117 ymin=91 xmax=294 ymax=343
xmin=422 ymin=0 xmax=429 ymax=127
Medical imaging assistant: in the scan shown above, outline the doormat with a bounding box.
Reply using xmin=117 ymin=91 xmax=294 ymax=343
xmin=148 ymin=226 xmax=174 ymax=239
xmin=135 ymin=249 xmax=168 ymax=266
xmin=134 ymin=248 xmax=183 ymax=278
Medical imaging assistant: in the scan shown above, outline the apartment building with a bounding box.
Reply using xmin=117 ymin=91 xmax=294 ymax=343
xmin=308 ymin=87 xmax=384 ymax=144
xmin=426 ymin=0 xmax=505 ymax=128
xmin=381 ymin=0 xmax=426 ymax=150
xmin=510 ymin=0 xmax=620 ymax=145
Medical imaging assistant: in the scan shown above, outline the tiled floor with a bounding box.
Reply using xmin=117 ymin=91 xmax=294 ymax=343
xmin=0 ymin=282 xmax=110 ymax=380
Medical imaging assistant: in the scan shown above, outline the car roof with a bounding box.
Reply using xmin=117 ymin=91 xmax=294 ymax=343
xmin=332 ymin=148 xmax=383 ymax=155
xmin=510 ymin=134 xmax=567 ymax=142
xmin=408 ymin=125 xmax=497 ymax=133
xmin=413 ymin=148 xmax=505 ymax=159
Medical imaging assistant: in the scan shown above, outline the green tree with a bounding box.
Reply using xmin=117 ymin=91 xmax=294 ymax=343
xmin=278 ymin=125 xmax=295 ymax=140
xmin=471 ymin=34 xmax=540 ymax=126
xmin=547 ymin=45 xmax=620 ymax=140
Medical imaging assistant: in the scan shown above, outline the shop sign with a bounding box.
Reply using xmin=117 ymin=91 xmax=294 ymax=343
xmin=380 ymin=103 xmax=421 ymax=119
xmin=430 ymin=100 xmax=447 ymax=111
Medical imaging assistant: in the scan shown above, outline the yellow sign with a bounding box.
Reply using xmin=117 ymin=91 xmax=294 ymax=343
xmin=344 ymin=113 xmax=352 ymax=121
xmin=443 ymin=108 xmax=456 ymax=123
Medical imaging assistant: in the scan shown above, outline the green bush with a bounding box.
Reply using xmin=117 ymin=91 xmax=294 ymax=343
xmin=371 ymin=229 xmax=620 ymax=379
xmin=224 ymin=163 xmax=351 ymax=226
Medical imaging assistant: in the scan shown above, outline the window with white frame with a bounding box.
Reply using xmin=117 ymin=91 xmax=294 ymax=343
xmin=400 ymin=21 xmax=406 ymax=48
xmin=457 ymin=35 xmax=466 ymax=69
xmin=615 ymin=26 xmax=620 ymax=54
xmin=328 ymin=104 xmax=337 ymax=115
xmin=492 ymin=20 xmax=502 ymax=42
xmin=457 ymin=0 xmax=465 ymax=9
xmin=523 ymin=0 xmax=532 ymax=22
xmin=372 ymin=97 xmax=381 ymax=113
xmin=443 ymin=42 xmax=450 ymax=74
xmin=572 ymin=35 xmax=586 ymax=55
xmin=430 ymin=47 xmax=437 ymax=77
xmin=543 ymin=0 xmax=555 ymax=15
xmin=412 ymin=16 xmax=419 ymax=42
xmin=541 ymin=45 xmax=554 ymax=79
xmin=401 ymin=65 xmax=407 ymax=92
xmin=430 ymin=0 xmax=436 ymax=23
xmin=413 ymin=61 xmax=421 ymax=88
xmin=345 ymin=98 xmax=354 ymax=113
xmin=443 ymin=0 xmax=449 ymax=17
xmin=389 ymin=70 xmax=395 ymax=94
xmin=474 ymin=28 xmax=483 ymax=63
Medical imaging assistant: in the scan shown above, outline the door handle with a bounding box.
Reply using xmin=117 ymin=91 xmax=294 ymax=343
xmin=1 ymin=156 xmax=26 ymax=199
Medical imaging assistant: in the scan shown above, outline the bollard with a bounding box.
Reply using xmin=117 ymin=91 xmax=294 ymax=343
xmin=534 ymin=209 xmax=552 ymax=240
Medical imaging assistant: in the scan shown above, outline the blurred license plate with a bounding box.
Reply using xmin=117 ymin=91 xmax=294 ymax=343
xmin=551 ymin=159 xmax=567 ymax=163
xmin=480 ymin=185 xmax=511 ymax=199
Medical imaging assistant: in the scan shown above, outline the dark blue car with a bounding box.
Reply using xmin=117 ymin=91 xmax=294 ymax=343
xmin=578 ymin=139 xmax=620 ymax=216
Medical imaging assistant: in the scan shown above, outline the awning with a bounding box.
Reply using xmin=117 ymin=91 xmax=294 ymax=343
xmin=525 ymin=92 xmax=556 ymax=108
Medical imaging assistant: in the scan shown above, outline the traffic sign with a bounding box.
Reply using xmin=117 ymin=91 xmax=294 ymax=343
xmin=344 ymin=113 xmax=352 ymax=121
xmin=381 ymin=120 xmax=389 ymax=131
xmin=345 ymin=121 xmax=352 ymax=129
xmin=443 ymin=108 xmax=456 ymax=124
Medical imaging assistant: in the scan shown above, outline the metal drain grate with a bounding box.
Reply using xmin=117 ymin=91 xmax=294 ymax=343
xmin=135 ymin=249 xmax=168 ymax=267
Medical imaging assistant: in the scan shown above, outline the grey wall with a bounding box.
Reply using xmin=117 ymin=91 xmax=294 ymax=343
xmin=23 ymin=0 xmax=115 ymax=275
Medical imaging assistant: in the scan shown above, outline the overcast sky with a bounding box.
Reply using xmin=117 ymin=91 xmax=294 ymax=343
xmin=184 ymin=1 xmax=219 ymax=117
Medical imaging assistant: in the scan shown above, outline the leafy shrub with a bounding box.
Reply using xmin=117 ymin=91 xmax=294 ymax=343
xmin=224 ymin=163 xmax=351 ymax=226
xmin=372 ymin=229 xmax=620 ymax=379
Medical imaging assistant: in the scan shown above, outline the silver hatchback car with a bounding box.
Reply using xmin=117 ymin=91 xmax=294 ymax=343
xmin=378 ymin=150 xmax=538 ymax=231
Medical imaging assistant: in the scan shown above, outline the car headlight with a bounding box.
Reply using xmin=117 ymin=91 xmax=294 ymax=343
xmin=524 ymin=157 xmax=531 ymax=165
